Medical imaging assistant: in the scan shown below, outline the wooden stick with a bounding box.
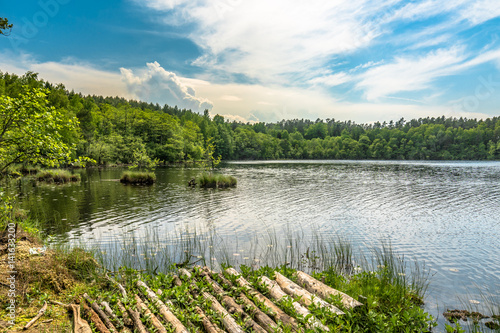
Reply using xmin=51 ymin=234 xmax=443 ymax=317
xmin=295 ymin=270 xmax=363 ymax=309
xmin=105 ymin=274 xmax=127 ymax=299
xmin=238 ymin=293 xmax=280 ymax=333
xmin=259 ymin=276 xmax=329 ymax=332
xmin=202 ymin=291 xmax=245 ymax=333
xmin=137 ymin=280 xmax=189 ymax=333
xmin=100 ymin=301 xmax=120 ymax=328
xmin=135 ymin=294 xmax=168 ymax=333
xmin=274 ymin=272 xmax=344 ymax=315
xmin=83 ymin=293 xmax=117 ymax=332
xmin=226 ymin=268 xmax=299 ymax=332
xmin=194 ymin=306 xmax=225 ymax=333
xmin=117 ymin=300 xmax=133 ymax=327
xmin=82 ymin=299 xmax=111 ymax=333
xmin=127 ymin=308 xmax=148 ymax=333
xmin=23 ymin=301 xmax=47 ymax=330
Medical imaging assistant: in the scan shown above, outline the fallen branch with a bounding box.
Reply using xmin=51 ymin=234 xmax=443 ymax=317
xmin=69 ymin=304 xmax=92 ymax=333
xmin=202 ymin=291 xmax=245 ymax=333
xmin=100 ymin=301 xmax=121 ymax=329
xmin=135 ymin=294 xmax=168 ymax=333
xmin=195 ymin=306 xmax=225 ymax=333
xmin=23 ymin=301 xmax=47 ymax=330
xmin=82 ymin=299 xmax=110 ymax=333
xmin=117 ymin=301 xmax=133 ymax=327
xmin=105 ymin=274 xmax=128 ymax=299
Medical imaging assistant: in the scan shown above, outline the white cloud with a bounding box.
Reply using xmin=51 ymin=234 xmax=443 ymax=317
xmin=220 ymin=95 xmax=241 ymax=101
xmin=308 ymin=72 xmax=351 ymax=87
xmin=459 ymin=0 xmax=500 ymax=24
xmin=120 ymin=61 xmax=213 ymax=111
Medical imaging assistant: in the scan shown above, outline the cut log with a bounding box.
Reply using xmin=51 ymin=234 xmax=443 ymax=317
xmin=105 ymin=274 xmax=127 ymax=299
xmin=259 ymin=276 xmax=329 ymax=332
xmin=202 ymin=291 xmax=245 ymax=333
xmin=294 ymin=271 xmax=363 ymax=309
xmin=100 ymin=302 xmax=121 ymax=328
xmin=238 ymin=293 xmax=280 ymax=333
xmin=23 ymin=301 xmax=47 ymax=330
xmin=225 ymin=268 xmax=299 ymax=332
xmin=135 ymin=294 xmax=168 ymax=333
xmin=117 ymin=301 xmax=133 ymax=327
xmin=83 ymin=293 xmax=117 ymax=332
xmin=82 ymin=299 xmax=110 ymax=333
xmin=127 ymin=308 xmax=148 ymax=333
xmin=274 ymin=272 xmax=344 ymax=315
xmin=137 ymin=280 xmax=189 ymax=333
xmin=172 ymin=275 xmax=183 ymax=287
xmin=194 ymin=306 xmax=225 ymax=333
xmin=201 ymin=274 xmax=266 ymax=333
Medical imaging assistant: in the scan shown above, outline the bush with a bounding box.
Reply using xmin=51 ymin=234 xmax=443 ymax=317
xmin=36 ymin=169 xmax=80 ymax=183
xmin=196 ymin=172 xmax=237 ymax=188
xmin=120 ymin=171 xmax=156 ymax=185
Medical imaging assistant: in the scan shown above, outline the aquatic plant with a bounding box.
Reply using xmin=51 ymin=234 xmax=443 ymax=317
xmin=36 ymin=169 xmax=80 ymax=183
xmin=196 ymin=172 xmax=237 ymax=188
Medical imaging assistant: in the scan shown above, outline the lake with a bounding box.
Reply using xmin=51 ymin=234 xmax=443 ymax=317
xmin=9 ymin=160 xmax=500 ymax=328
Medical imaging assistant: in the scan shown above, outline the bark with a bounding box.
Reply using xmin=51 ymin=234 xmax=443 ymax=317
xmin=294 ymin=270 xmax=363 ymax=309
xmin=100 ymin=302 xmax=120 ymax=328
xmin=225 ymin=268 xmax=299 ymax=332
xmin=117 ymin=301 xmax=133 ymax=327
xmin=274 ymin=272 xmax=344 ymax=315
xmin=127 ymin=308 xmax=148 ymax=333
xmin=202 ymin=291 xmax=245 ymax=333
xmin=195 ymin=306 xmax=225 ymax=333
xmin=238 ymin=293 xmax=280 ymax=333
xmin=81 ymin=299 xmax=110 ymax=333
xmin=135 ymin=294 xmax=168 ymax=333
xmin=259 ymin=276 xmax=329 ymax=332
xmin=105 ymin=274 xmax=127 ymax=299
xmin=69 ymin=304 xmax=92 ymax=333
xmin=83 ymin=293 xmax=117 ymax=332
xmin=23 ymin=301 xmax=47 ymax=330
xmin=137 ymin=280 xmax=189 ymax=333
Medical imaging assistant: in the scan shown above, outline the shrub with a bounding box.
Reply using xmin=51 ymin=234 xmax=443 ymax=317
xmin=120 ymin=171 xmax=156 ymax=185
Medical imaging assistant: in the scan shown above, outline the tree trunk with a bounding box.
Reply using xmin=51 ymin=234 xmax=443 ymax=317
xmin=135 ymin=294 xmax=168 ymax=333
xmin=127 ymin=308 xmax=148 ymax=333
xmin=83 ymin=293 xmax=117 ymax=332
xmin=81 ymin=300 xmax=110 ymax=333
xmin=202 ymin=291 xmax=245 ymax=333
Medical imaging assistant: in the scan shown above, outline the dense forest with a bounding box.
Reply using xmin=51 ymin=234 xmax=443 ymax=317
xmin=1 ymin=71 xmax=500 ymax=168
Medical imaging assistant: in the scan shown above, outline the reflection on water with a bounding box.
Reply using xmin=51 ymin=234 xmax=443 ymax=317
xmin=8 ymin=160 xmax=500 ymax=327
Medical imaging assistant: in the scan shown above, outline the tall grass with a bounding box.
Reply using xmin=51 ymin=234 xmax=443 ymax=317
xmin=196 ymin=172 xmax=237 ymax=188
xmin=36 ymin=169 xmax=80 ymax=183
xmin=120 ymin=171 xmax=156 ymax=185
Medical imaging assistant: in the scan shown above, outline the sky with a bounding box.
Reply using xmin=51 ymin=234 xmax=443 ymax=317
xmin=1 ymin=0 xmax=500 ymax=123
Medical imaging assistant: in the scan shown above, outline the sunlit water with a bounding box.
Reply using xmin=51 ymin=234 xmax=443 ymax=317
xmin=9 ymin=160 xmax=500 ymax=329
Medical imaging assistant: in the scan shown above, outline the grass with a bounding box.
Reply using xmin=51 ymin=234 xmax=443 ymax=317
xmin=36 ymin=169 xmax=80 ymax=184
xmin=196 ymin=172 xmax=237 ymax=188
xmin=119 ymin=171 xmax=156 ymax=185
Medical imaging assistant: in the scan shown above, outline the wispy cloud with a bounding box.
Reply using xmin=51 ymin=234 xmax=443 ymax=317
xmin=120 ymin=62 xmax=213 ymax=111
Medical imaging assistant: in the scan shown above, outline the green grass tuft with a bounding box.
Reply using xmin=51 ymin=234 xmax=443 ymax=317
xmin=196 ymin=172 xmax=237 ymax=188
xmin=36 ymin=169 xmax=80 ymax=183
xmin=120 ymin=171 xmax=156 ymax=185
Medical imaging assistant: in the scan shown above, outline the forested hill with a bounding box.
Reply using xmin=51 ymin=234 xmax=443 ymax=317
xmin=2 ymin=71 xmax=500 ymax=165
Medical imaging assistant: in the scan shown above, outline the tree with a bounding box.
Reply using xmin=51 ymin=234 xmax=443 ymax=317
xmin=0 ymin=18 xmax=13 ymax=35
xmin=0 ymin=87 xmax=78 ymax=173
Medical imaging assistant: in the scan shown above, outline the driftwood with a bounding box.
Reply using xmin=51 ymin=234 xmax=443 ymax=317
xmin=82 ymin=299 xmax=110 ymax=333
xmin=137 ymin=280 xmax=189 ymax=333
xmin=126 ymin=308 xmax=148 ymax=333
xmin=135 ymin=294 xmax=168 ymax=333
xmin=274 ymin=272 xmax=344 ymax=315
xmin=259 ymin=276 xmax=329 ymax=332
xmin=23 ymin=301 xmax=47 ymax=330
xmin=69 ymin=304 xmax=92 ymax=333
xmin=195 ymin=306 xmax=225 ymax=333
xmin=202 ymin=291 xmax=245 ymax=333
xmin=201 ymin=273 xmax=266 ymax=333
xmin=294 ymin=271 xmax=363 ymax=309
xmin=173 ymin=274 xmax=183 ymax=287
xmin=225 ymin=268 xmax=299 ymax=332
xmin=83 ymin=293 xmax=117 ymax=332
xmin=117 ymin=300 xmax=133 ymax=327
xmin=100 ymin=302 xmax=121 ymax=329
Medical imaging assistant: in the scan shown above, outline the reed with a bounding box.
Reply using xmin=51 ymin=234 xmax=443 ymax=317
xmin=36 ymin=169 xmax=80 ymax=183
xmin=196 ymin=172 xmax=237 ymax=188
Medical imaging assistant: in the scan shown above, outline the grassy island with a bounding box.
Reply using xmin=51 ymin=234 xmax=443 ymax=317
xmin=197 ymin=172 xmax=237 ymax=188
xmin=36 ymin=169 xmax=80 ymax=184
xmin=120 ymin=171 xmax=156 ymax=185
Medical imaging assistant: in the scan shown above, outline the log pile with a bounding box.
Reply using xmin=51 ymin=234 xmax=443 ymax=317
xmin=46 ymin=268 xmax=361 ymax=333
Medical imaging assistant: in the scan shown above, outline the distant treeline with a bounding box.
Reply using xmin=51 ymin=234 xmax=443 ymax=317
xmin=2 ymin=71 xmax=500 ymax=165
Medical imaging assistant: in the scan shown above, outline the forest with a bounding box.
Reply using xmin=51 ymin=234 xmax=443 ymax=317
xmin=1 ymin=71 xmax=500 ymax=169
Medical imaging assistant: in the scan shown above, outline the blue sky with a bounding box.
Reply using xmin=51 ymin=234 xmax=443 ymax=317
xmin=1 ymin=0 xmax=500 ymax=123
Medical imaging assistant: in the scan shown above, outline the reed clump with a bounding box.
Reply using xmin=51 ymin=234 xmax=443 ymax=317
xmin=36 ymin=169 xmax=80 ymax=183
xmin=120 ymin=171 xmax=156 ymax=185
xmin=196 ymin=172 xmax=237 ymax=188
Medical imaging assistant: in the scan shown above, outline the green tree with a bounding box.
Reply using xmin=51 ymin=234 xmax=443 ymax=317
xmin=0 ymin=18 xmax=13 ymax=35
xmin=0 ymin=87 xmax=78 ymax=173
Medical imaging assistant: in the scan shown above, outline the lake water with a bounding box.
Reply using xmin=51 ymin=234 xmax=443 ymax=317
xmin=9 ymin=160 xmax=500 ymax=328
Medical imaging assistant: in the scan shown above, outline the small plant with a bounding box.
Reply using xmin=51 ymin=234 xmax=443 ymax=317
xmin=36 ymin=169 xmax=80 ymax=183
xmin=120 ymin=171 xmax=156 ymax=185
xmin=196 ymin=172 xmax=237 ymax=188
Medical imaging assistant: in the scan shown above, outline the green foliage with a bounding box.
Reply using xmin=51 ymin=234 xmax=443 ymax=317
xmin=36 ymin=169 xmax=81 ymax=183
xmin=120 ymin=171 xmax=156 ymax=185
xmin=0 ymin=18 xmax=12 ymax=35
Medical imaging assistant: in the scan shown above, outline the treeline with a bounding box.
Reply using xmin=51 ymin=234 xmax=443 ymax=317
xmin=2 ymin=71 xmax=500 ymax=165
